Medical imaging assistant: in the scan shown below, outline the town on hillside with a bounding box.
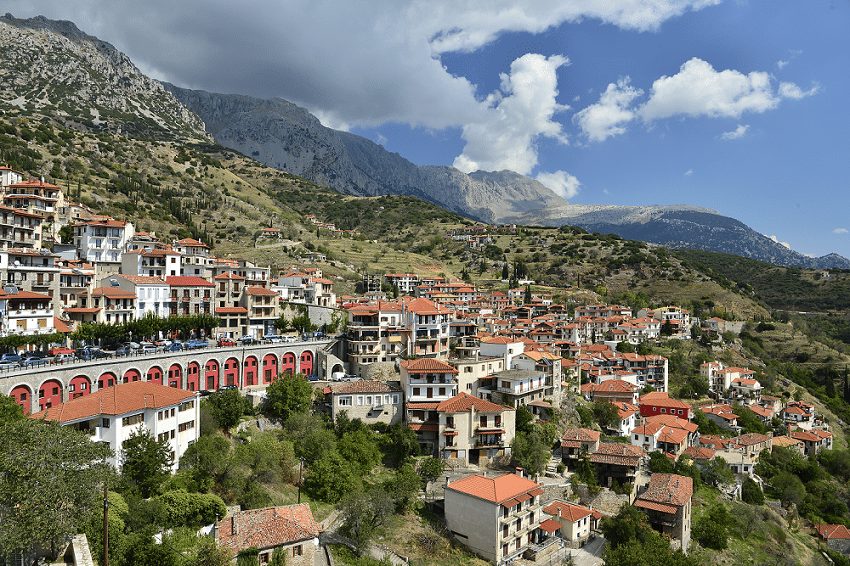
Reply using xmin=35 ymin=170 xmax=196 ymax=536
xmin=1 ymin=164 xmax=848 ymax=566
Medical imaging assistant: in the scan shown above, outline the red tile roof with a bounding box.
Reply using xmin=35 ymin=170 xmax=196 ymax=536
xmin=817 ymin=524 xmax=850 ymax=540
xmin=543 ymin=501 xmax=592 ymax=522
xmin=215 ymin=306 xmax=248 ymax=314
xmin=0 ymin=289 xmax=52 ymax=301
xmin=32 ymin=382 xmax=196 ymax=423
xmin=636 ymin=473 xmax=693 ymax=510
xmin=116 ymin=275 xmax=167 ymax=284
xmin=245 ymin=285 xmax=278 ymax=296
xmin=682 ymin=446 xmax=716 ymax=460
xmin=447 ymin=473 xmax=541 ymax=504
xmin=330 ymin=380 xmax=400 ymax=394
xmin=399 ymin=358 xmax=458 ymax=374
xmin=176 ymin=237 xmax=209 ymax=248
xmin=436 ymin=392 xmax=511 ymax=413
xmin=561 ymin=428 xmax=601 ymax=443
xmin=214 ymin=272 xmax=245 ymax=280
xmin=216 ymin=504 xmax=320 ymax=556
xmin=589 ymin=443 xmax=645 ymax=466
xmin=88 ymin=287 xmax=136 ymax=300
xmin=166 ymin=276 xmax=215 ymax=287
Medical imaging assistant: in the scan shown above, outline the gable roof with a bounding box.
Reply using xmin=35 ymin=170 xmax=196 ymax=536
xmin=32 ymin=382 xmax=195 ymax=423
xmin=399 ymin=358 xmax=458 ymax=374
xmin=216 ymin=504 xmax=320 ymax=556
xmin=543 ymin=500 xmax=592 ymax=522
xmin=636 ymin=473 xmax=693 ymax=510
xmin=166 ymin=276 xmax=215 ymax=287
xmin=436 ymin=392 xmax=511 ymax=413
xmin=329 ymin=380 xmax=400 ymax=395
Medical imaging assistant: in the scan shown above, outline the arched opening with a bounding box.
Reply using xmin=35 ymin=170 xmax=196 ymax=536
xmin=186 ymin=362 xmax=200 ymax=391
xmin=280 ymin=352 xmax=296 ymax=377
xmin=123 ymin=368 xmax=142 ymax=383
xmin=243 ymin=355 xmax=258 ymax=387
xmin=98 ymin=372 xmax=117 ymax=390
xmin=331 ymin=363 xmax=344 ymax=376
xmin=204 ymin=359 xmax=220 ymax=391
xmin=10 ymin=384 xmax=32 ymax=415
xmin=69 ymin=375 xmax=92 ymax=400
xmin=38 ymin=379 xmax=63 ymax=411
xmin=147 ymin=366 xmax=164 ymax=385
xmin=262 ymin=354 xmax=278 ymax=384
xmin=168 ymin=364 xmax=183 ymax=388
xmin=299 ymin=351 xmax=314 ymax=377
xmin=223 ymin=357 xmax=240 ymax=387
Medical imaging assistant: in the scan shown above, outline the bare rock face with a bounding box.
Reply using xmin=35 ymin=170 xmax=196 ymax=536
xmin=0 ymin=14 xmax=208 ymax=141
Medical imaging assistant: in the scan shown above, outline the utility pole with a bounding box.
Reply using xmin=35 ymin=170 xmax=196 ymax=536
xmin=102 ymin=483 xmax=109 ymax=566
xmin=297 ymin=457 xmax=305 ymax=503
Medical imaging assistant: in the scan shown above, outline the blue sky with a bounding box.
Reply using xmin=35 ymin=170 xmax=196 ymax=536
xmin=8 ymin=0 xmax=850 ymax=256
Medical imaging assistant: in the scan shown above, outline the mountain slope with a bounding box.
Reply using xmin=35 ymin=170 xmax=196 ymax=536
xmin=166 ymin=85 xmax=849 ymax=269
xmin=0 ymin=14 xmax=207 ymax=141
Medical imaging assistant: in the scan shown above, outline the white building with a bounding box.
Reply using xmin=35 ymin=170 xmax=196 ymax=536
xmin=31 ymin=381 xmax=200 ymax=471
xmin=73 ymin=218 xmax=135 ymax=263
xmin=0 ymin=288 xmax=54 ymax=337
xmin=107 ymin=274 xmax=171 ymax=320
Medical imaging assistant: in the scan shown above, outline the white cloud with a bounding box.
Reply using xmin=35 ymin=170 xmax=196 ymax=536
xmin=776 ymin=59 xmax=789 ymax=70
xmin=573 ymin=78 xmax=643 ymax=142
xmin=779 ymin=82 xmax=819 ymax=100
xmin=833 ymin=227 xmax=848 ymax=234
xmin=720 ymin=124 xmax=749 ymax=140
xmin=453 ymin=53 xmax=569 ymax=174
xmin=535 ymin=170 xmax=581 ymax=200
xmin=640 ymin=58 xmax=781 ymax=121
xmin=684 ymin=168 xmax=694 ymax=176
xmin=767 ymin=234 xmax=792 ymax=249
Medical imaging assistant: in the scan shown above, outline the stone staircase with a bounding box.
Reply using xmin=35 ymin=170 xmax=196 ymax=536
xmin=544 ymin=455 xmax=562 ymax=477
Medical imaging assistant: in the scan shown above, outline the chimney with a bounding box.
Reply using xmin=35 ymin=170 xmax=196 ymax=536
xmin=515 ymin=466 xmax=524 ymax=478
xmin=231 ymin=515 xmax=238 ymax=535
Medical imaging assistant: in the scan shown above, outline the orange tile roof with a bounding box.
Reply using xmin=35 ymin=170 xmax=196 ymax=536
xmin=213 ymin=272 xmax=245 ymax=280
xmin=543 ymin=501 xmax=592 ymax=522
xmin=215 ymin=306 xmax=248 ymax=314
xmin=53 ymin=316 xmax=71 ymax=333
xmin=638 ymin=392 xmax=691 ymax=410
xmin=645 ymin=414 xmax=698 ymax=433
xmin=32 ymin=382 xmax=195 ymax=423
xmin=166 ymin=276 xmax=215 ymax=287
xmin=436 ymin=392 xmax=511 ymax=413
xmin=88 ymin=287 xmax=136 ymax=300
xmin=330 ymin=381 xmax=400 ymax=395
xmin=399 ymin=358 xmax=458 ymax=374
xmin=0 ymin=289 xmax=52 ymax=301
xmin=636 ymin=473 xmax=692 ymax=510
xmin=561 ymin=428 xmax=601 ymax=443
xmin=447 ymin=473 xmax=541 ymax=504
xmin=246 ymin=285 xmax=278 ymax=296
xmin=216 ymin=504 xmax=320 ymax=556
xmin=589 ymin=443 xmax=645 ymax=466
xmin=175 ymin=237 xmax=209 ymax=248
xmin=817 ymin=524 xmax=850 ymax=540
xmin=681 ymin=446 xmax=716 ymax=460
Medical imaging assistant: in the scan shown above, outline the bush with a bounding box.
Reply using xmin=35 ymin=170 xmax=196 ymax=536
xmin=693 ymin=504 xmax=730 ymax=550
xmin=741 ymin=477 xmax=764 ymax=505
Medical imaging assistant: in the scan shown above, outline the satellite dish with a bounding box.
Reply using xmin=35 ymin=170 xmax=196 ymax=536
xmin=109 ymin=278 xmax=119 ymax=287
xmin=13 ymin=260 xmax=20 ymax=267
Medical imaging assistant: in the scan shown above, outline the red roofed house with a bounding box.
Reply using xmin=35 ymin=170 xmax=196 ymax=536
xmin=167 ymin=276 xmax=214 ymax=316
xmin=325 ymin=380 xmax=403 ymax=426
xmin=560 ymin=428 xmax=601 ymax=468
xmin=242 ymin=285 xmax=281 ymax=339
xmin=445 ymin=471 xmax=550 ymax=564
xmin=435 ymin=392 xmax=515 ymax=466
xmin=816 ymin=524 xmax=850 ymax=554
xmin=401 ymin=358 xmax=459 ymax=454
xmin=214 ymin=271 xmax=247 ymax=338
xmin=215 ymin=504 xmax=320 ymax=565
xmin=31 ymin=381 xmax=199 ymax=470
xmin=790 ymin=428 xmax=833 ymax=457
xmin=121 ymin=247 xmax=182 ymax=278
xmin=107 ymin=274 xmax=171 ymax=319
xmin=345 ymin=300 xmax=405 ymax=375
xmin=580 ymin=379 xmax=638 ymax=404
xmin=173 ymin=237 xmax=211 ymax=277
xmin=635 ymin=473 xmax=693 ymax=552
xmin=402 ymin=296 xmax=451 ymax=359
xmin=71 ymin=285 xmax=136 ymax=324
xmin=639 ymin=391 xmax=694 ymax=420
xmin=783 ymin=401 xmax=816 ymax=428
xmin=543 ymin=500 xmax=598 ymax=547
xmin=0 ymin=288 xmax=54 ymax=336
xmin=589 ymin=443 xmax=646 ymax=487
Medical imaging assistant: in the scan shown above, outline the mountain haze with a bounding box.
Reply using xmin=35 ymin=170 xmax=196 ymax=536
xmin=167 ymin=85 xmax=849 ymax=269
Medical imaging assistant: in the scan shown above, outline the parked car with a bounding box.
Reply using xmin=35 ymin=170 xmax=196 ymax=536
xmin=185 ymin=339 xmax=210 ymax=349
xmin=115 ymin=345 xmax=132 ymax=356
xmin=240 ymin=335 xmax=256 ymax=345
xmin=263 ymin=334 xmax=284 ymax=344
xmin=0 ymin=353 xmax=22 ymax=364
xmin=217 ymin=337 xmax=237 ymax=347
xmin=54 ymin=353 xmax=75 ymax=364
xmin=75 ymin=348 xmax=111 ymax=361
xmin=165 ymin=341 xmax=184 ymax=352
xmin=139 ymin=342 xmax=158 ymax=354
xmin=21 ymin=356 xmax=52 ymax=368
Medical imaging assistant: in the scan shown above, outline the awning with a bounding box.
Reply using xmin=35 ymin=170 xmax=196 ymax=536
xmin=501 ymin=498 xmax=520 ymax=508
xmin=634 ymin=499 xmax=677 ymax=515
xmin=539 ymin=519 xmax=561 ymax=534
xmin=528 ymin=488 xmax=544 ymax=497
xmin=443 ymin=431 xmax=458 ymax=436
xmin=515 ymin=493 xmax=532 ymax=503
xmin=478 ymin=428 xmax=505 ymax=435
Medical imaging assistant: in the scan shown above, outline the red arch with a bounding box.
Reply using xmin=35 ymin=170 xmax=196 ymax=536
xmin=69 ymin=375 xmax=91 ymax=400
xmin=204 ymin=359 xmax=220 ymax=391
xmin=243 ymin=355 xmax=258 ymax=387
xmin=186 ymin=362 xmax=200 ymax=391
xmin=146 ymin=366 xmax=164 ymax=385
xmin=262 ymin=354 xmax=279 ymax=383
xmin=299 ymin=351 xmax=314 ymax=377
xmin=123 ymin=368 xmax=142 ymax=383
xmin=281 ymin=352 xmax=296 ymax=377
xmin=10 ymin=384 xmax=32 ymax=415
xmin=223 ymin=357 xmax=240 ymax=387
xmin=38 ymin=379 xmax=63 ymax=411
xmin=168 ymin=364 xmax=183 ymax=388
xmin=98 ymin=372 xmax=117 ymax=389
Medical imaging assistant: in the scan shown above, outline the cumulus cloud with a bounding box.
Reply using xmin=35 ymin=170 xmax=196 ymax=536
xmin=720 ymin=124 xmax=749 ymax=140
xmin=779 ymin=82 xmax=820 ymax=100
xmin=453 ymin=54 xmax=568 ymax=174
xmin=573 ymin=78 xmax=643 ymax=142
xmin=640 ymin=58 xmax=781 ymax=121
xmin=535 ymin=170 xmax=581 ymax=200
xmin=767 ymin=234 xmax=792 ymax=249
xmin=833 ymin=227 xmax=848 ymax=235
xmin=3 ymin=0 xmax=720 ymax=174
xmin=684 ymin=168 xmax=694 ymax=176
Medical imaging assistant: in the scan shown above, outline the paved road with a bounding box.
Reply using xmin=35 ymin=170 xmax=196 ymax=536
xmin=569 ymin=535 xmax=605 ymax=566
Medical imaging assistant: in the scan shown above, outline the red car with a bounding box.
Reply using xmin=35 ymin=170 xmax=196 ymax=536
xmin=217 ymin=338 xmax=237 ymax=347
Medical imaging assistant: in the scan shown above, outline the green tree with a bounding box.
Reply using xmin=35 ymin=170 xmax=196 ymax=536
xmin=0 ymin=394 xmax=24 ymax=424
xmin=741 ymin=477 xmax=765 ymax=505
xmin=121 ymin=427 xmax=174 ymax=498
xmin=153 ymin=490 xmax=228 ymax=527
xmin=206 ymin=389 xmax=245 ymax=431
xmin=515 ymin=405 xmax=534 ymax=434
xmin=511 ymin=424 xmax=554 ymax=476
xmin=274 ymin=314 xmax=290 ymax=332
xmin=700 ymin=457 xmax=735 ymax=488
xmin=771 ymin=471 xmax=806 ymax=507
xmin=616 ymin=341 xmax=636 ymax=353
xmin=340 ymin=487 xmax=395 ymax=553
xmin=304 ymin=451 xmax=360 ymax=502
xmin=189 ymin=538 xmax=232 ymax=566
xmin=602 ymin=505 xmax=696 ymax=566
xmin=85 ymin=491 xmax=128 ymax=566
xmin=382 ymin=463 xmax=421 ymax=511
xmin=179 ymin=433 xmax=233 ymax=492
xmin=693 ymin=504 xmax=730 ymax=549
xmin=263 ymin=374 xmax=313 ymax=421
xmin=338 ymin=429 xmax=383 ymax=475
xmin=648 ymin=451 xmax=675 ymax=473
xmin=234 ymin=432 xmax=296 ymax=485
xmin=0 ymin=419 xmax=112 ymax=559
xmin=291 ymin=313 xmax=315 ymax=334
xmin=379 ymin=424 xmax=420 ymax=468
xmin=591 ymin=399 xmax=621 ymax=430
xmin=122 ymin=529 xmax=181 ymax=566
xmin=661 ymin=320 xmax=674 ymax=336
xmin=418 ymin=457 xmax=445 ymax=488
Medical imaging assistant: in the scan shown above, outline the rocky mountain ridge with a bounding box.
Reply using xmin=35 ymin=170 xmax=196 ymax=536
xmin=0 ymin=14 xmax=208 ymax=141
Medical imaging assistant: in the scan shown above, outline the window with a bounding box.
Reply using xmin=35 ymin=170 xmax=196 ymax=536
xmin=480 ymin=415 xmax=488 ymax=428
xmin=178 ymin=421 xmax=195 ymax=432
xmin=291 ymin=545 xmax=303 ymax=557
xmin=413 ymin=387 xmax=420 ymax=396
xmin=179 ymin=400 xmax=195 ymax=412
xmin=122 ymin=413 xmax=144 ymax=426
xmin=102 ymin=418 xmax=111 ymax=428
xmin=338 ymin=396 xmax=352 ymax=406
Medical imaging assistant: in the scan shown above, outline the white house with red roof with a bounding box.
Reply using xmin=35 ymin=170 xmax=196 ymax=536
xmin=214 ymin=504 xmax=320 ymax=565
xmin=444 ymin=471 xmax=550 ymax=564
xmin=173 ymin=237 xmax=212 ymax=276
xmin=0 ymin=287 xmax=54 ymax=336
xmin=166 ymin=275 xmax=214 ymax=316
xmin=121 ymin=247 xmax=181 ymax=278
xmin=107 ymin=274 xmax=171 ymax=319
xmin=435 ymin=392 xmax=515 ymax=465
xmin=31 ymin=381 xmax=199 ymax=470
xmin=542 ymin=500 xmax=600 ymax=546
xmin=0 ymin=164 xmax=23 ymax=187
